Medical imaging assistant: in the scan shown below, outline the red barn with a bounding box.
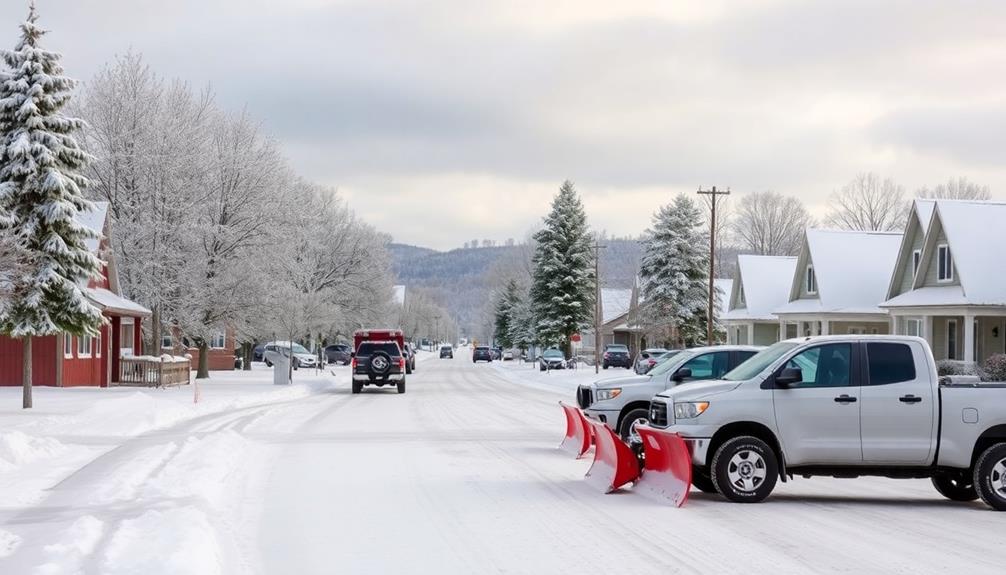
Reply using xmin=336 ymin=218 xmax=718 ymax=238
xmin=0 ymin=202 xmax=154 ymax=387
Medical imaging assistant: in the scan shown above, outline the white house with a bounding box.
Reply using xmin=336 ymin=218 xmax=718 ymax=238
xmin=774 ymin=229 xmax=902 ymax=336
xmin=722 ymin=255 xmax=798 ymax=345
xmin=882 ymin=199 xmax=1006 ymax=363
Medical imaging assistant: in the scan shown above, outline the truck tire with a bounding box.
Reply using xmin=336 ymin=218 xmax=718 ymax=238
xmin=711 ymin=436 xmax=778 ymax=503
xmin=931 ymin=472 xmax=978 ymax=502
xmin=397 ymin=379 xmax=406 ymax=394
xmin=974 ymin=443 xmax=1006 ymax=511
xmin=691 ymin=468 xmax=718 ymax=494
xmin=406 ymin=362 xmax=412 ymax=375
xmin=618 ymin=408 xmax=649 ymax=443
xmin=352 ymin=381 xmax=362 ymax=394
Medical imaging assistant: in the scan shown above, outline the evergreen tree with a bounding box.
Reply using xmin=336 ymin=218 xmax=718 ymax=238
xmin=492 ymin=279 xmax=520 ymax=348
xmin=639 ymin=193 xmax=709 ymax=347
xmin=0 ymin=4 xmax=101 ymax=408
xmin=530 ymin=181 xmax=594 ymax=354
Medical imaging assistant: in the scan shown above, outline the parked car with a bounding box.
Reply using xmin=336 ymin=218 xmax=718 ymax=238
xmin=352 ymin=329 xmax=407 ymax=394
xmin=539 ymin=348 xmax=567 ymax=371
xmin=473 ymin=346 xmax=493 ymax=363
xmin=634 ymin=348 xmax=678 ymax=374
xmin=263 ymin=341 xmax=318 ymax=370
xmin=602 ymin=344 xmax=632 ymax=369
xmin=579 ymin=345 xmax=762 ymax=441
xmin=440 ymin=345 xmax=454 ymax=359
xmin=647 ymin=335 xmax=1006 ymax=510
xmin=325 ymin=343 xmax=352 ymax=365
xmin=253 ymin=344 xmax=266 ymax=362
xmin=502 ymin=350 xmax=514 ymax=361
xmin=402 ymin=343 xmax=417 ymax=374
xmin=491 ymin=347 xmax=503 ymax=360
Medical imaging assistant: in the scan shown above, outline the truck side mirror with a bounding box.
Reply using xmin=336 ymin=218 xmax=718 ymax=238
xmin=672 ymin=368 xmax=692 ymax=382
xmin=350 ymin=352 xmax=355 ymax=358
xmin=775 ymin=367 xmax=803 ymax=387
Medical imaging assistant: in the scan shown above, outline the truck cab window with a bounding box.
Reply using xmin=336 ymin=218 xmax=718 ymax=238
xmin=866 ymin=343 xmax=916 ymax=385
xmin=782 ymin=343 xmax=852 ymax=388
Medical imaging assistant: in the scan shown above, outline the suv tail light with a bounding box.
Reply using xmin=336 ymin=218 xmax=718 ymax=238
xmin=399 ymin=358 xmax=406 ymax=369
xmin=351 ymin=358 xmax=358 ymax=369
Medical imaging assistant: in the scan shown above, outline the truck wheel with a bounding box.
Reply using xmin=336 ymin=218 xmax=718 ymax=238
xmin=974 ymin=443 xmax=1006 ymax=511
xmin=931 ymin=473 xmax=978 ymax=502
xmin=352 ymin=381 xmax=362 ymax=394
xmin=618 ymin=408 xmax=649 ymax=443
xmin=406 ymin=363 xmax=412 ymax=375
xmin=691 ymin=468 xmax=718 ymax=494
xmin=397 ymin=379 xmax=406 ymax=394
xmin=711 ymin=436 xmax=778 ymax=503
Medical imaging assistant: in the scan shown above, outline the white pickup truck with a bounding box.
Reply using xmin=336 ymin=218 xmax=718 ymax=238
xmin=647 ymin=335 xmax=1006 ymax=510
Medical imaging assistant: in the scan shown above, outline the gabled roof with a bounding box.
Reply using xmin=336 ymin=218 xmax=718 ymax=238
xmin=85 ymin=287 xmax=151 ymax=317
xmin=76 ymin=201 xmax=109 ymax=253
xmin=776 ymin=229 xmax=902 ymax=316
xmin=885 ymin=199 xmax=935 ymax=300
xmin=723 ymin=255 xmax=797 ymax=321
xmin=913 ymin=199 xmax=935 ymax=229
xmin=713 ymin=278 xmax=732 ymax=323
xmin=601 ymin=288 xmax=632 ymax=324
xmin=885 ymin=200 xmax=1006 ymax=307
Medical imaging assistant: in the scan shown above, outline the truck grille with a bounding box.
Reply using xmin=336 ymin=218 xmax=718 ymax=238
xmin=576 ymin=386 xmax=593 ymax=409
xmin=649 ymin=400 xmax=669 ymax=427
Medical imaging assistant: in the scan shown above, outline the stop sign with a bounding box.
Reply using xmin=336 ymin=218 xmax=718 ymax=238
xmin=571 ymin=334 xmax=582 ymax=343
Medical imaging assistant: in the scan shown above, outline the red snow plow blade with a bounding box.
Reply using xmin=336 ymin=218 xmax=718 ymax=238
xmin=558 ymin=402 xmax=592 ymax=458
xmin=584 ymin=419 xmax=640 ymax=493
xmin=633 ymin=424 xmax=692 ymax=507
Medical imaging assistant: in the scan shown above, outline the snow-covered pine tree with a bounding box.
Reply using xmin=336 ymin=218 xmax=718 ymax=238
xmin=530 ymin=181 xmax=594 ymax=355
xmin=0 ymin=4 xmax=102 ymax=408
xmin=639 ymin=193 xmax=709 ymax=348
xmin=492 ymin=279 xmax=520 ymax=348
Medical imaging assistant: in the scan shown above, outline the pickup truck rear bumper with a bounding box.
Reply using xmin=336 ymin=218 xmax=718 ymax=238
xmin=353 ymin=373 xmax=405 ymax=383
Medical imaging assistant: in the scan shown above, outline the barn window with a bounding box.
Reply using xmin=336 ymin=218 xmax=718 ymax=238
xmin=64 ymin=335 xmax=74 ymax=358
xmin=210 ymin=332 xmax=226 ymax=349
xmin=78 ymin=335 xmax=92 ymax=357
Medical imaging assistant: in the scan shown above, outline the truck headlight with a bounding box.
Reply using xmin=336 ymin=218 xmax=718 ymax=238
xmin=673 ymin=401 xmax=709 ymax=419
xmin=595 ymin=388 xmax=622 ymax=401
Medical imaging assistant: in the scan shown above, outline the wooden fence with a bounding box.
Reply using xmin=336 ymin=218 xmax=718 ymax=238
xmin=117 ymin=356 xmax=191 ymax=387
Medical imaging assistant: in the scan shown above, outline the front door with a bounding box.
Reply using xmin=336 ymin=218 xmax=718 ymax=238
xmin=860 ymin=341 xmax=936 ymax=464
xmin=772 ymin=343 xmax=862 ymax=466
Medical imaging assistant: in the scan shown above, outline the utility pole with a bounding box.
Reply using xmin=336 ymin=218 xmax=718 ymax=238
xmin=592 ymin=237 xmax=607 ymax=374
xmin=697 ymin=186 xmax=730 ymax=346
xmin=434 ymin=315 xmax=441 ymax=351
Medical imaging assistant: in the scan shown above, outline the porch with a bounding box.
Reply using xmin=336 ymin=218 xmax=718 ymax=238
xmin=891 ymin=310 xmax=1006 ymax=363
xmin=774 ymin=314 xmax=892 ymax=339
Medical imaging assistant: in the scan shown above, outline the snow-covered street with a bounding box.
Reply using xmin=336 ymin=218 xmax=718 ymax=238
xmin=0 ymin=355 xmax=1002 ymax=574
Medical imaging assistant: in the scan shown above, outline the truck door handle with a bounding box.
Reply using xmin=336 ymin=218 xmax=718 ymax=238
xmin=834 ymin=395 xmax=857 ymax=404
xmin=899 ymin=395 xmax=923 ymax=404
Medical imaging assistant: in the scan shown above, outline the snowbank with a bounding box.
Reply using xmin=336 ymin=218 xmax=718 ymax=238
xmin=489 ymin=360 xmax=612 ymax=394
xmin=101 ymin=508 xmax=222 ymax=575
xmin=0 ymin=431 xmax=67 ymax=471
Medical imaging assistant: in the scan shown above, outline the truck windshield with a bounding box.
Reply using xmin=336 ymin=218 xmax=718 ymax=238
xmin=721 ymin=342 xmax=798 ymax=381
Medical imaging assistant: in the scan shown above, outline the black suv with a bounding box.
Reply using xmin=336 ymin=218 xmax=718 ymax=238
xmin=325 ymin=343 xmax=352 ymax=365
xmin=440 ymin=345 xmax=454 ymax=359
xmin=602 ymin=344 xmax=632 ymax=369
xmin=352 ymin=341 xmax=406 ymax=394
xmin=473 ymin=346 xmax=493 ymax=363
xmin=402 ymin=344 xmax=417 ymax=374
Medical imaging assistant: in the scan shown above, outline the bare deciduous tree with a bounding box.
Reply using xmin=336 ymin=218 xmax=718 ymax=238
xmin=917 ymin=177 xmax=991 ymax=200
xmin=824 ymin=173 xmax=907 ymax=231
xmin=732 ymin=191 xmax=813 ymax=256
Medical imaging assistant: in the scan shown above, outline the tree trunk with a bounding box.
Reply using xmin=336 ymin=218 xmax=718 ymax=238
xmin=150 ymin=306 xmax=161 ymax=356
xmin=22 ymin=336 xmax=32 ymax=409
xmin=197 ymin=340 xmax=210 ymax=379
xmin=242 ymin=341 xmax=253 ymax=371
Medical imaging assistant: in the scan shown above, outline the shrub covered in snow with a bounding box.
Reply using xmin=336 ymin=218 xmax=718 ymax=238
xmin=936 ymin=360 xmax=981 ymax=377
xmin=981 ymin=354 xmax=1006 ymax=382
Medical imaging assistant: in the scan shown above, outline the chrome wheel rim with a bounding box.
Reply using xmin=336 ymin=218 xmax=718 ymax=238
xmin=626 ymin=417 xmax=648 ymax=443
xmin=727 ymin=450 xmax=767 ymax=493
xmin=992 ymin=458 xmax=1006 ymax=499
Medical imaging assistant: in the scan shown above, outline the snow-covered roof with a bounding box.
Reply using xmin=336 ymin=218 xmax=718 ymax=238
xmin=883 ymin=285 xmax=970 ymax=308
xmin=723 ymin=255 xmax=797 ymax=321
xmin=926 ymin=200 xmax=1006 ymax=306
xmin=85 ymin=287 xmax=151 ymax=317
xmin=913 ymin=199 xmax=935 ymax=229
xmin=76 ymin=201 xmax=108 ymax=253
xmin=601 ymin=288 xmax=632 ymax=324
xmin=776 ymin=229 xmax=902 ymax=316
xmin=713 ymin=278 xmax=732 ymax=322
xmin=392 ymin=285 xmax=406 ymax=306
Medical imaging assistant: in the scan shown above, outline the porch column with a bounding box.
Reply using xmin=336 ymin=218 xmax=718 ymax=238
xmin=820 ymin=321 xmax=830 ymax=336
xmin=964 ymin=313 xmax=976 ymax=363
xmin=922 ymin=316 xmax=933 ymax=342
xmin=747 ymin=323 xmax=755 ymax=346
xmin=810 ymin=321 xmax=820 ymax=336
xmin=111 ymin=316 xmax=121 ymax=384
xmin=133 ymin=316 xmax=143 ymax=356
xmin=726 ymin=326 xmax=734 ymax=345
xmin=779 ymin=320 xmax=786 ymax=342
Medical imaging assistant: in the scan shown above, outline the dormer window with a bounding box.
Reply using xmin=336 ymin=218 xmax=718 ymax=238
xmin=912 ymin=249 xmax=921 ymax=278
xmin=806 ymin=265 xmax=817 ymax=295
xmin=937 ymin=244 xmax=953 ymax=282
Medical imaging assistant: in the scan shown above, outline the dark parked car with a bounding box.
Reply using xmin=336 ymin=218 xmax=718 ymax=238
xmin=473 ymin=346 xmax=493 ymax=363
xmin=602 ymin=344 xmax=632 ymax=369
xmin=491 ymin=347 xmax=503 ymax=360
xmin=253 ymin=344 xmax=266 ymax=362
xmin=440 ymin=345 xmax=454 ymax=359
xmin=539 ymin=348 xmax=567 ymax=371
xmin=325 ymin=343 xmax=352 ymax=365
xmin=402 ymin=344 xmax=417 ymax=374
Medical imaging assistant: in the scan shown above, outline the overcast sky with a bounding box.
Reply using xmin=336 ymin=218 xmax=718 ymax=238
xmin=4 ymin=1 xmax=1005 ymax=249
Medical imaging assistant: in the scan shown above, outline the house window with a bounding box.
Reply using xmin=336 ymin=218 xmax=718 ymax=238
xmin=64 ymin=335 xmax=74 ymax=358
xmin=912 ymin=250 xmax=921 ymax=278
xmin=906 ymin=319 xmax=921 ymax=337
xmin=161 ymin=333 xmax=173 ymax=349
xmin=947 ymin=319 xmax=958 ymax=360
xmin=210 ymin=332 xmax=226 ymax=349
xmin=937 ymin=244 xmax=953 ymax=282
xmin=95 ymin=331 xmax=101 ymax=358
xmin=78 ymin=335 xmax=92 ymax=358
xmin=806 ymin=265 xmax=817 ymax=295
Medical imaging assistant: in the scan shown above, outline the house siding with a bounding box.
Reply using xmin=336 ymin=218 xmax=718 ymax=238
xmin=921 ymin=226 xmax=960 ymax=288
xmin=0 ymin=335 xmax=59 ymax=387
xmin=896 ymin=230 xmax=926 ymax=296
xmin=798 ymin=255 xmax=820 ymax=299
xmin=830 ymin=320 xmax=890 ymax=335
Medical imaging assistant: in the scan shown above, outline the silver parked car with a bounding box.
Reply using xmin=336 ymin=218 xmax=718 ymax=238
xmin=635 ymin=348 xmax=679 ymax=374
xmin=263 ymin=341 xmax=318 ymax=369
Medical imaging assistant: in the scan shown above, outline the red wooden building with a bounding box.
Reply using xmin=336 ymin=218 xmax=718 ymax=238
xmin=0 ymin=202 xmax=153 ymax=387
